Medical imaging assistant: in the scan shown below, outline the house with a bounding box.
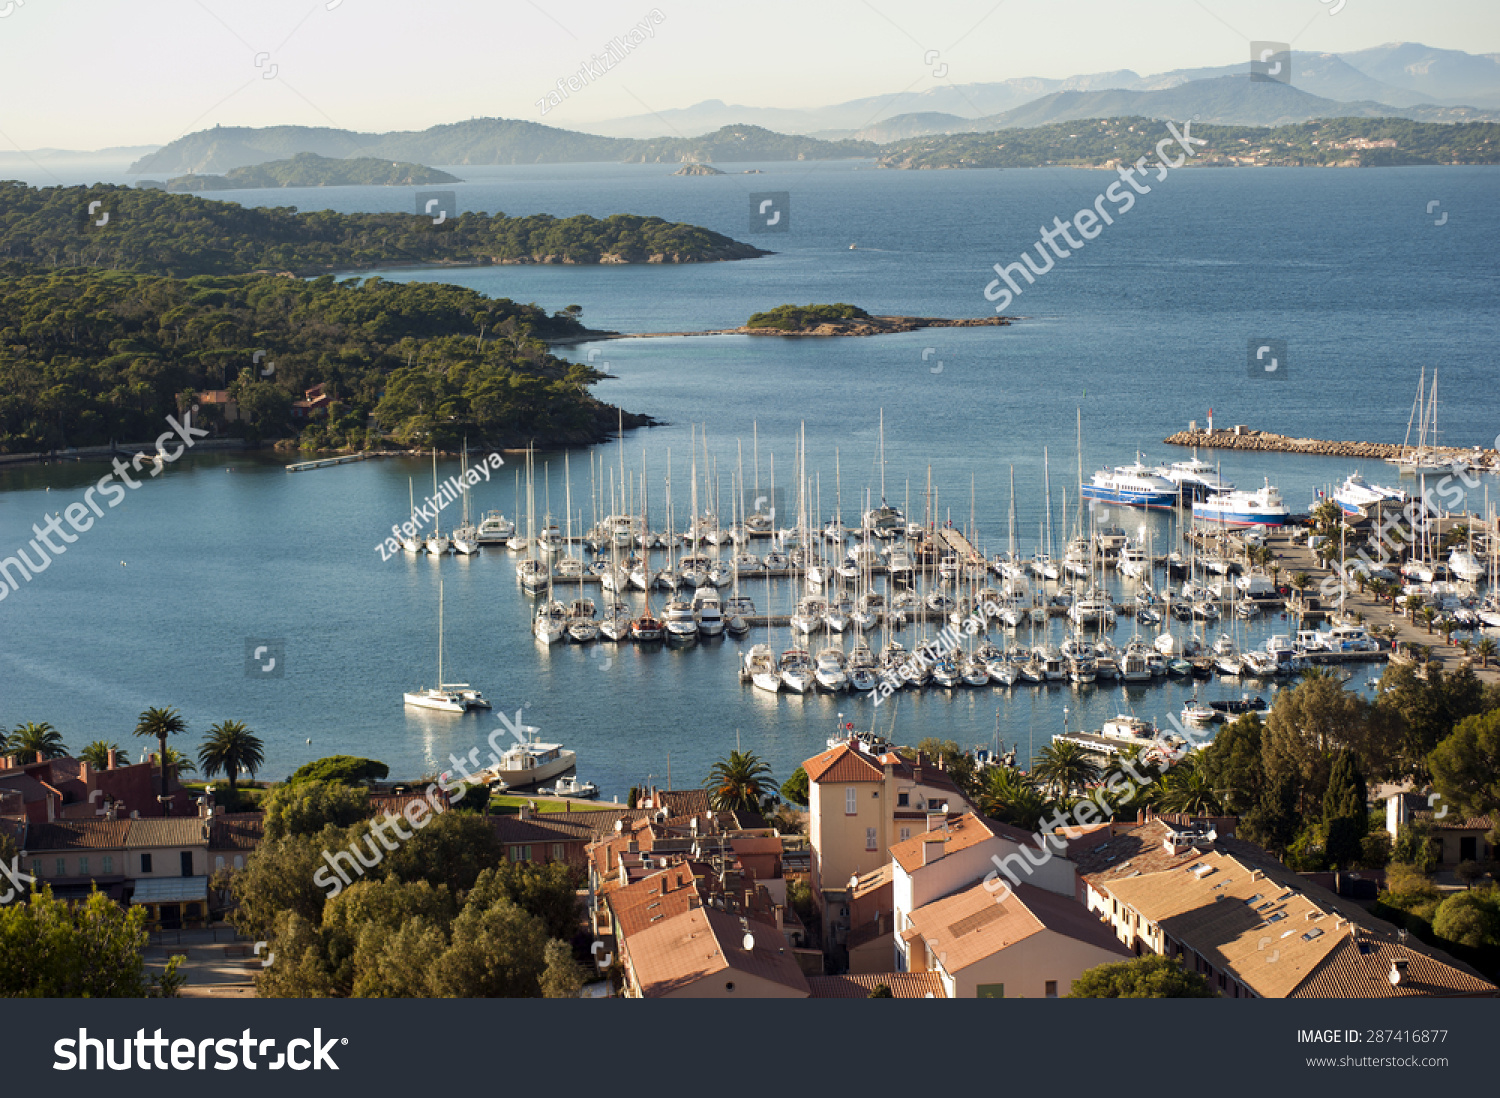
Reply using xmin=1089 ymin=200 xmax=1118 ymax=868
xmin=804 ymin=739 xmax=965 ymax=946
xmin=901 ymin=879 xmax=1131 ymax=998
xmin=21 ymin=815 xmax=214 ymax=928
xmin=1073 ymin=818 xmax=1496 ymax=998
xmin=487 ymin=809 xmax=596 ymax=869
xmin=846 ymin=865 xmax=894 ymax=974
xmin=0 ymin=749 xmax=193 ymax=822
xmin=195 ymin=390 xmax=241 ymax=423
xmin=1385 ymin=791 xmax=1493 ymax=871
xmin=619 ymin=905 xmax=810 ymax=999
xmin=807 ymin=972 xmax=946 ymax=998
xmin=208 ymin=812 xmax=264 ymax=874
xmin=291 ymin=383 xmax=333 ymax=420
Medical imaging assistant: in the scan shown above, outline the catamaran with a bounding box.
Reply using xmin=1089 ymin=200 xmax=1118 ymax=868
xmin=404 ymin=578 xmax=489 ymax=711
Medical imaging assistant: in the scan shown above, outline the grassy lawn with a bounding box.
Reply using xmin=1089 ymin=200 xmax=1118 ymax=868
xmin=488 ymin=794 xmax=578 ymax=814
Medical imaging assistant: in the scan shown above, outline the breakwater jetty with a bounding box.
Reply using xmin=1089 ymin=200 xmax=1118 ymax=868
xmin=1163 ymin=425 xmax=1500 ymax=471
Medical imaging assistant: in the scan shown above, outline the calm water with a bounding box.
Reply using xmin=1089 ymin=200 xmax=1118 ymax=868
xmin=2 ymin=160 xmax=1497 ymax=796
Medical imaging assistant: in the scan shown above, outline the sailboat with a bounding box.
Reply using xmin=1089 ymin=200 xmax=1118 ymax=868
xmin=401 ymin=479 xmax=423 ymax=553
xmin=1386 ymin=367 xmax=1465 ymax=475
xmin=451 ymin=442 xmax=479 ymax=555
xmin=516 ymin=448 xmax=550 ymax=593
xmin=861 ymin=410 xmax=906 ymax=537
xmin=425 ymin=449 xmax=451 ymax=555
xmin=404 ymin=578 xmax=489 ymax=711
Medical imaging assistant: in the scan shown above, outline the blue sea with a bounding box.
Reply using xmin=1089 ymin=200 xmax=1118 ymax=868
xmin=1 ymin=158 xmax=1497 ymax=797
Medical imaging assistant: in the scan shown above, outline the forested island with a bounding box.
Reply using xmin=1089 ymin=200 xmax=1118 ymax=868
xmin=0 ymin=181 xmax=769 ymax=278
xmin=878 ymin=117 xmax=1500 ymax=170
xmin=0 ymin=268 xmax=645 ymax=454
xmin=742 ymin=303 xmax=1012 ymax=335
xmin=137 ymin=152 xmax=460 ymax=192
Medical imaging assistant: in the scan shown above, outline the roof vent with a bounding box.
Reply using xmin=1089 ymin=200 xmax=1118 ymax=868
xmin=1389 ymin=958 xmax=1409 ymax=986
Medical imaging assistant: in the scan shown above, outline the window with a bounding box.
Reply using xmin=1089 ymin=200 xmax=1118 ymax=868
xmin=845 ymin=787 xmax=857 ymax=815
xmin=1045 ymin=981 xmax=1058 ymax=998
xmin=865 ymin=827 xmax=878 ymax=851
xmin=101 ymin=855 xmax=113 ymax=874
xmin=31 ymin=860 xmax=42 ymax=879
xmin=233 ymin=855 xmax=243 ymax=869
xmin=140 ymin=853 xmax=152 ymax=874
xmin=897 ymin=792 xmax=909 ymax=807
xmin=899 ymin=827 xmax=911 ymax=842
xmin=551 ymin=843 xmax=566 ymax=861
xmin=215 ymin=855 xmax=225 ymax=871
xmin=509 ymin=845 xmax=532 ymax=863
xmin=78 ymin=856 xmax=89 ymax=876
xmin=55 ymin=858 xmax=66 ymax=877
xmin=977 ymin=983 xmax=1005 ymax=998
xmin=180 ymin=851 xmax=193 ymax=877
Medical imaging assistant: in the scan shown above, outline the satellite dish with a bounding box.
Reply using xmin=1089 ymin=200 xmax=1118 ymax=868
xmin=742 ymin=932 xmax=755 ymax=952
xmin=614 ymin=819 xmax=624 ymax=832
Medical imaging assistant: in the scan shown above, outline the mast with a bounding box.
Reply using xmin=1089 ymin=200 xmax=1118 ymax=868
xmin=1043 ymin=447 xmax=1054 ymax=564
xmin=1007 ymin=465 xmax=1016 ymax=559
xmin=437 ymin=577 xmax=445 ymax=685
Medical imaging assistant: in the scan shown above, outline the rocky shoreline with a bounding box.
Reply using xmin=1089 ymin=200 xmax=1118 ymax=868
xmin=1163 ymin=426 xmax=1500 ymax=471
xmin=551 ymin=315 xmax=1014 ymax=343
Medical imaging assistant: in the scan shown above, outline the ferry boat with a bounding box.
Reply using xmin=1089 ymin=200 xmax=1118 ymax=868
xmin=1331 ymin=472 xmax=1407 ymax=517
xmin=1156 ymin=456 xmax=1235 ymax=500
xmin=1080 ymin=461 xmax=1178 ymax=509
xmin=1192 ymin=480 xmax=1292 ymax=528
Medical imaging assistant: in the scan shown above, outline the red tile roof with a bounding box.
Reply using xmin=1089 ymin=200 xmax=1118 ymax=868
xmin=804 ymin=742 xmax=885 ymax=784
xmin=624 ymin=907 xmax=809 ymax=998
xmin=808 ymin=972 xmax=946 ymax=998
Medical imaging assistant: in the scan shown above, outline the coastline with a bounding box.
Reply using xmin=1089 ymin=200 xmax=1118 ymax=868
xmin=549 ymin=314 xmax=1016 ymax=345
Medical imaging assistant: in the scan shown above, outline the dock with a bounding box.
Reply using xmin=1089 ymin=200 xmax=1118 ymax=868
xmin=1162 ymin=425 xmax=1500 ymax=471
xmin=285 ymin=452 xmax=378 ymax=472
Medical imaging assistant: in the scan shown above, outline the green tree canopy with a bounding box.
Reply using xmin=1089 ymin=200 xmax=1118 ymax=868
xmin=0 ymin=888 xmax=182 ymax=997
xmin=261 ymin=780 xmax=370 ymax=842
xmin=706 ymin=749 xmax=775 ymax=813
xmin=1068 ymin=956 xmax=1216 ymax=998
xmin=289 ymin=755 xmax=390 ymax=786
xmin=198 ymin=720 xmax=265 ymax=791
xmin=5 ymin=722 xmax=68 ymax=761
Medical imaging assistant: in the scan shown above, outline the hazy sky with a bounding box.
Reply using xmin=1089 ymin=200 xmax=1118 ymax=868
xmin=0 ymin=0 xmax=1496 ymax=150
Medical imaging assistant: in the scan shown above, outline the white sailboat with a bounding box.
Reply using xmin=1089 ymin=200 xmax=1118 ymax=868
xmin=425 ymin=449 xmax=451 ymax=555
xmin=404 ymin=578 xmax=489 ymax=711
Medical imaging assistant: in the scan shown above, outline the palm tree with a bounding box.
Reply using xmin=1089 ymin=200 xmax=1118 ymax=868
xmin=198 ymin=720 xmax=265 ymax=793
xmin=977 ymin=767 xmax=1051 ymax=832
xmin=705 ymin=749 xmax=774 ymax=813
xmin=1420 ymin=606 xmax=1437 ymax=635
xmin=1475 ymin=637 xmax=1497 ymax=670
xmin=164 ymin=747 xmax=197 ymax=776
xmin=1151 ymin=763 xmax=1223 ymax=816
xmin=1032 ymin=740 xmax=1103 ymax=798
xmin=133 ymin=707 xmax=187 ymax=815
xmin=1289 ymin=572 xmax=1311 ymax=605
xmin=78 ymin=740 xmax=123 ymax=771
xmin=1403 ymin=595 xmax=1425 ymax=623
xmin=5 ymin=722 xmax=68 ymax=760
xmin=1439 ymin=618 xmax=1457 ymax=647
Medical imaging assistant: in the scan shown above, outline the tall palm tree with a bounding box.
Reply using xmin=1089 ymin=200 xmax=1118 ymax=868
xmin=705 ymin=749 xmax=774 ymax=813
xmin=198 ymin=720 xmax=265 ymax=793
xmin=1420 ymin=606 xmax=1437 ymax=635
xmin=1475 ymin=637 xmax=1496 ymax=670
xmin=1032 ymin=740 xmax=1102 ymax=798
xmin=6 ymin=722 xmax=68 ymax=761
xmin=134 ymin=707 xmax=187 ymax=815
xmin=977 ymin=767 xmax=1051 ymax=833
xmin=78 ymin=740 xmax=123 ymax=771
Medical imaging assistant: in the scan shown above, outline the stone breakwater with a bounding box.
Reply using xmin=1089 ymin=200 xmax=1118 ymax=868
xmin=1163 ymin=427 xmax=1500 ymax=471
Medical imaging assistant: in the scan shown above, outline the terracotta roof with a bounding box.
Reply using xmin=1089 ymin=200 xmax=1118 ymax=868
xmin=851 ymin=863 xmax=892 ymax=899
xmin=489 ymin=814 xmax=594 ymax=845
xmin=889 ymin=813 xmax=997 ymax=875
xmin=847 ymin=912 xmax=895 ymax=951
xmin=607 ymin=863 xmax=704 ymax=938
xmin=1414 ymin=811 xmax=1495 ymax=832
xmin=804 ymin=742 xmax=885 ymax=784
xmin=207 ymin=813 xmax=263 ymax=852
xmin=123 ymin=817 xmax=211 ymax=848
xmin=808 ymin=972 xmax=945 ymax=998
xmin=624 ymin=906 xmax=809 ymax=998
xmin=1091 ymin=821 xmax=1495 ymax=999
xmin=906 ymin=880 xmax=1129 ymax=973
xmin=25 ymin=820 xmax=133 ymax=851
xmin=661 ymin=789 xmax=711 ymax=817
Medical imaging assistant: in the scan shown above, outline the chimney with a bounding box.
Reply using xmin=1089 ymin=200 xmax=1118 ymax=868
xmin=922 ymin=836 xmax=946 ymax=866
xmin=926 ymin=812 xmax=946 ymax=833
xmin=773 ymin=903 xmax=784 ymax=933
xmin=106 ymin=748 xmax=118 ymax=770
xmin=518 ymin=803 xmax=531 ymax=821
xmin=35 ymin=751 xmax=44 ymax=765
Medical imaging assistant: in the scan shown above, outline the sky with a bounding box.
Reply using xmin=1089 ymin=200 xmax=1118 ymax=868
xmin=0 ymin=0 xmax=1496 ymax=151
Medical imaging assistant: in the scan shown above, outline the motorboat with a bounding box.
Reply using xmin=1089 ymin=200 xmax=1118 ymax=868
xmin=779 ymin=647 xmax=816 ymax=694
xmin=483 ymin=733 xmax=576 ymax=789
xmin=1192 ymin=480 xmax=1293 ymax=528
xmin=476 ymin=510 xmax=516 ymax=544
xmin=814 ymin=647 xmax=849 ymax=692
xmin=664 ymin=599 xmax=700 ymax=642
xmin=1080 ymin=459 xmax=1178 ymax=509
xmin=541 ymin=774 xmax=598 ymax=799
xmin=693 ymin=589 xmax=725 ymax=636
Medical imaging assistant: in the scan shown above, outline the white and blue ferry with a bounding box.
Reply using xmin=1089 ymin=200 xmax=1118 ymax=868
xmin=1192 ymin=481 xmax=1293 ymax=527
xmin=1080 ymin=459 xmax=1179 ymax=509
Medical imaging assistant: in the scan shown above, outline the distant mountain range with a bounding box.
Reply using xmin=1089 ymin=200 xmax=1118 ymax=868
xmin=581 ymin=42 xmax=1500 ymax=139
